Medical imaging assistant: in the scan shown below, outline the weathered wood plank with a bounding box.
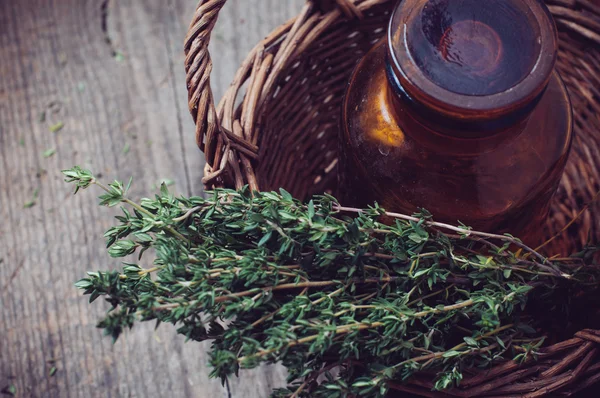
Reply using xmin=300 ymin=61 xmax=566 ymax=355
xmin=0 ymin=0 xmax=302 ymax=397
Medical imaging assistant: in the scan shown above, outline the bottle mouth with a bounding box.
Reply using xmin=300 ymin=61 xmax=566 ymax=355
xmin=388 ymin=0 xmax=557 ymax=121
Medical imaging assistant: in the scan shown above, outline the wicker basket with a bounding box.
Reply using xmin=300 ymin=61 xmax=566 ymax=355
xmin=184 ymin=0 xmax=600 ymax=396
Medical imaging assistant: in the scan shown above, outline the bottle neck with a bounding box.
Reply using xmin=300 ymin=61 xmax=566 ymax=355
xmin=385 ymin=57 xmax=547 ymax=138
xmin=386 ymin=0 xmax=558 ymax=139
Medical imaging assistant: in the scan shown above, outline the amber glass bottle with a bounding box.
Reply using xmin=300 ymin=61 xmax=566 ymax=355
xmin=340 ymin=0 xmax=572 ymax=244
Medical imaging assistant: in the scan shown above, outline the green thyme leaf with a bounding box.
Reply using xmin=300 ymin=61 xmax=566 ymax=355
xmin=43 ymin=148 xmax=56 ymax=158
xmin=24 ymin=188 xmax=39 ymax=208
xmin=49 ymin=122 xmax=64 ymax=133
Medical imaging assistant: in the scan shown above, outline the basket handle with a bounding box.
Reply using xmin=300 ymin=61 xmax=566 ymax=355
xmin=184 ymin=0 xmax=227 ymax=173
xmin=183 ymin=0 xmax=363 ymax=189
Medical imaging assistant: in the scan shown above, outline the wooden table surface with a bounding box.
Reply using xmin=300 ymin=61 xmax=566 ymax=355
xmin=0 ymin=1 xmax=303 ymax=397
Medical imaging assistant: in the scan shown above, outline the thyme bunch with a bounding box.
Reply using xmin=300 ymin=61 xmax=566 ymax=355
xmin=63 ymin=166 xmax=599 ymax=397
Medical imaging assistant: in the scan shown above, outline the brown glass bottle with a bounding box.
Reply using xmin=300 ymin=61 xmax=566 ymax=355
xmin=340 ymin=0 xmax=573 ymax=244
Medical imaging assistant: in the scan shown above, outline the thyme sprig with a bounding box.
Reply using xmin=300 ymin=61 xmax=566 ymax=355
xmin=63 ymin=166 xmax=599 ymax=397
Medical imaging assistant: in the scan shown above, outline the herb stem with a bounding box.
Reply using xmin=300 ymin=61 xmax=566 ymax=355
xmin=155 ymin=278 xmax=400 ymax=311
xmin=393 ymin=323 xmax=515 ymax=369
xmin=139 ymin=266 xmax=162 ymax=275
xmin=406 ymin=284 xmax=455 ymax=307
xmin=334 ymin=205 xmax=548 ymax=264
xmin=239 ymin=299 xmax=475 ymax=363
xmin=534 ymin=189 xmax=600 ymax=254
xmin=173 ymin=206 xmax=203 ymax=222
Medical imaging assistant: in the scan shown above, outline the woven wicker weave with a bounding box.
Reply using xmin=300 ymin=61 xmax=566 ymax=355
xmin=184 ymin=0 xmax=600 ymax=396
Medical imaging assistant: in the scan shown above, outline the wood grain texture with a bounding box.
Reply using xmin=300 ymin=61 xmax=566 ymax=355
xmin=0 ymin=0 xmax=302 ymax=397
